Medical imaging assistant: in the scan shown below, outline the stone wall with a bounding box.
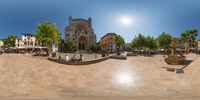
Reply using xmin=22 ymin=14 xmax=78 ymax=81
xmin=127 ymin=53 xmax=137 ymax=56
xmin=48 ymin=55 xmax=127 ymax=65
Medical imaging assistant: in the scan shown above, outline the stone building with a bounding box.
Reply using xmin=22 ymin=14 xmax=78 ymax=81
xmin=64 ymin=16 xmax=96 ymax=52
xmin=198 ymin=40 xmax=200 ymax=50
xmin=100 ymin=33 xmax=116 ymax=53
xmin=0 ymin=39 xmax=3 ymax=49
xmin=175 ymin=37 xmax=198 ymax=52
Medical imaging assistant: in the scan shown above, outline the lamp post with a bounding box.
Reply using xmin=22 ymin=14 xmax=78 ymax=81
xmin=113 ymin=43 xmax=116 ymax=55
xmin=95 ymin=45 xmax=97 ymax=59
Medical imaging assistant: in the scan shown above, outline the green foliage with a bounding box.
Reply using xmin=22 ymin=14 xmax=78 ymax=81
xmin=96 ymin=41 xmax=101 ymax=51
xmin=126 ymin=45 xmax=133 ymax=51
xmin=90 ymin=42 xmax=101 ymax=52
xmin=179 ymin=29 xmax=198 ymax=53
xmin=34 ymin=21 xmax=62 ymax=47
xmin=2 ymin=34 xmax=16 ymax=49
xmin=179 ymin=29 xmax=198 ymax=43
xmin=90 ymin=44 xmax=96 ymax=52
xmin=131 ymin=34 xmax=157 ymax=50
xmin=114 ymin=35 xmax=125 ymax=55
xmin=62 ymin=41 xmax=78 ymax=51
xmin=157 ymin=32 xmax=172 ymax=49
xmin=34 ymin=21 xmax=62 ymax=55
xmin=114 ymin=35 xmax=125 ymax=48
xmin=145 ymin=35 xmax=157 ymax=50
xmin=131 ymin=33 xmax=146 ymax=50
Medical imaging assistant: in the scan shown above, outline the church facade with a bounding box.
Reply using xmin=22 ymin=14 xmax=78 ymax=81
xmin=64 ymin=16 xmax=96 ymax=51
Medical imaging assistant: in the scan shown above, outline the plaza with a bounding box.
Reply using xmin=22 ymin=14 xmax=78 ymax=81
xmin=0 ymin=53 xmax=200 ymax=100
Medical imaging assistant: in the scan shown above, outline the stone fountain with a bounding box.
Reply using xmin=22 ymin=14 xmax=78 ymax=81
xmin=164 ymin=38 xmax=186 ymax=65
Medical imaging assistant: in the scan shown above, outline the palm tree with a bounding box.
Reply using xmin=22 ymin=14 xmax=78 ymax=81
xmin=179 ymin=29 xmax=198 ymax=53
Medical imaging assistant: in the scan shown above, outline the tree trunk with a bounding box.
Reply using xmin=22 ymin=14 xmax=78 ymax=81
xmin=47 ymin=44 xmax=52 ymax=57
xmin=47 ymin=47 xmax=51 ymax=57
xmin=185 ymin=43 xmax=187 ymax=53
xmin=187 ymin=43 xmax=189 ymax=53
xmin=164 ymin=49 xmax=165 ymax=55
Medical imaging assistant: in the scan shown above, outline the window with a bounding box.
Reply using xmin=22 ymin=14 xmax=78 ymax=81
xmin=35 ymin=40 xmax=37 ymax=42
xmin=18 ymin=44 xmax=19 ymax=47
xmin=18 ymin=40 xmax=19 ymax=42
xmin=110 ymin=38 xmax=113 ymax=39
xmin=25 ymin=35 xmax=26 ymax=37
xmin=31 ymin=39 xmax=32 ymax=41
xmin=25 ymin=39 xmax=26 ymax=41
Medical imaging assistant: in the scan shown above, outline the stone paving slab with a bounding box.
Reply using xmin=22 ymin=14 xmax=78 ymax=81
xmin=0 ymin=53 xmax=200 ymax=99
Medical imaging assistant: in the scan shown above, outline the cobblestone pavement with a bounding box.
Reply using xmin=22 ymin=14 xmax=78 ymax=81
xmin=0 ymin=53 xmax=200 ymax=100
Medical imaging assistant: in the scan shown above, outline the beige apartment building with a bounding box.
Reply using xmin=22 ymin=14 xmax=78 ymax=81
xmin=0 ymin=39 xmax=3 ymax=49
xmin=0 ymin=33 xmax=41 ymax=52
xmin=15 ymin=36 xmax=23 ymax=48
xmin=100 ymin=33 xmax=116 ymax=53
xmin=22 ymin=33 xmax=38 ymax=47
xmin=198 ymin=40 xmax=200 ymax=50
xmin=174 ymin=37 xmax=198 ymax=52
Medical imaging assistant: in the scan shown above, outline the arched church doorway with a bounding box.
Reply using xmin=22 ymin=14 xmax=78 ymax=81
xmin=78 ymin=36 xmax=87 ymax=50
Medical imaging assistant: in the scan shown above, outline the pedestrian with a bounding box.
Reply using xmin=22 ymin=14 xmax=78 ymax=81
xmin=78 ymin=54 xmax=84 ymax=62
xmin=65 ymin=53 xmax=69 ymax=61
xmin=59 ymin=54 xmax=63 ymax=60
xmin=71 ymin=54 xmax=77 ymax=62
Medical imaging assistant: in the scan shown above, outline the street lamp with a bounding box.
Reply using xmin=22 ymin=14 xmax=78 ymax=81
xmin=113 ymin=43 xmax=116 ymax=55
xmin=95 ymin=45 xmax=97 ymax=59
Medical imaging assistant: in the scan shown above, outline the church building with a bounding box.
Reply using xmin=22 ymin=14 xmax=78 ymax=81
xmin=64 ymin=16 xmax=96 ymax=52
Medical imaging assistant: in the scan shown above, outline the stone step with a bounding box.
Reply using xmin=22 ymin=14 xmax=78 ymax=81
xmin=78 ymin=50 xmax=88 ymax=53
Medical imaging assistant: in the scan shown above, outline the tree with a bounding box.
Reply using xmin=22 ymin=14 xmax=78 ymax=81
xmin=61 ymin=41 xmax=77 ymax=51
xmin=90 ymin=42 xmax=101 ymax=52
xmin=145 ymin=35 xmax=157 ymax=50
xmin=179 ymin=29 xmax=198 ymax=53
xmin=157 ymin=32 xmax=172 ymax=52
xmin=96 ymin=41 xmax=101 ymax=51
xmin=34 ymin=21 xmax=62 ymax=56
xmin=2 ymin=34 xmax=16 ymax=49
xmin=131 ymin=33 xmax=146 ymax=50
xmin=126 ymin=45 xmax=133 ymax=52
xmin=114 ymin=35 xmax=125 ymax=55
xmin=72 ymin=42 xmax=78 ymax=51
xmin=90 ymin=44 xmax=96 ymax=52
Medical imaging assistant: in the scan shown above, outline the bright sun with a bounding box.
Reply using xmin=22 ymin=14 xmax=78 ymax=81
xmin=120 ymin=17 xmax=132 ymax=25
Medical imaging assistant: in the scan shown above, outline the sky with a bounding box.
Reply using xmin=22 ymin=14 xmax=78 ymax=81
xmin=0 ymin=0 xmax=200 ymax=43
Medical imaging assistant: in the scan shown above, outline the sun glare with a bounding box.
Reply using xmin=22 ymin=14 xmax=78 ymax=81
xmin=120 ymin=17 xmax=132 ymax=25
xmin=117 ymin=72 xmax=134 ymax=86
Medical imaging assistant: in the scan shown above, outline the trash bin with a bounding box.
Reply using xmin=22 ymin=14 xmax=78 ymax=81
xmin=102 ymin=53 xmax=106 ymax=57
